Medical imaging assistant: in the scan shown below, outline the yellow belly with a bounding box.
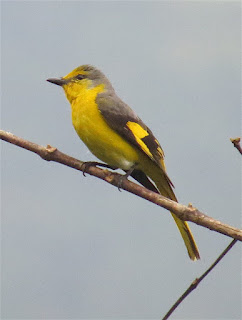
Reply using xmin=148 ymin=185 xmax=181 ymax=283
xmin=70 ymin=89 xmax=139 ymax=170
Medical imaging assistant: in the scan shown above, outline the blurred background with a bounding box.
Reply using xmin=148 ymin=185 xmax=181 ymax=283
xmin=1 ymin=1 xmax=241 ymax=319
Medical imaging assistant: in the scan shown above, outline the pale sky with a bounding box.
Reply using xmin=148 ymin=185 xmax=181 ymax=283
xmin=1 ymin=1 xmax=241 ymax=319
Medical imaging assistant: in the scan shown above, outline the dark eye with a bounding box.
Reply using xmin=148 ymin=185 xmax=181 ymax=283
xmin=76 ymin=74 xmax=85 ymax=80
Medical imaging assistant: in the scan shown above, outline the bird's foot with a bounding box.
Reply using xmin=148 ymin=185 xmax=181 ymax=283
xmin=81 ymin=161 xmax=118 ymax=176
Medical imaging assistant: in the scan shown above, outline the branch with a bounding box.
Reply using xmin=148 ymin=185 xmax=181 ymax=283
xmin=162 ymin=138 xmax=241 ymax=319
xmin=162 ymin=238 xmax=237 ymax=320
xmin=230 ymin=137 xmax=242 ymax=154
xmin=1 ymin=129 xmax=242 ymax=241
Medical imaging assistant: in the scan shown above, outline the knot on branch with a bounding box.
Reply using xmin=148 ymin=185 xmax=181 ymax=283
xmin=230 ymin=137 xmax=242 ymax=154
xmin=40 ymin=145 xmax=57 ymax=161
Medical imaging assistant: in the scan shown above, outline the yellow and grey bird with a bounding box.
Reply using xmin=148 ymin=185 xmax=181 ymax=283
xmin=47 ymin=65 xmax=200 ymax=260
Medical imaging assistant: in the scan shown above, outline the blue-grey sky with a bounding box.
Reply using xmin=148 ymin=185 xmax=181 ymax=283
xmin=1 ymin=1 xmax=241 ymax=319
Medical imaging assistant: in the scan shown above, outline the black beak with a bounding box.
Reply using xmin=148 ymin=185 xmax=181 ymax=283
xmin=46 ymin=78 xmax=67 ymax=86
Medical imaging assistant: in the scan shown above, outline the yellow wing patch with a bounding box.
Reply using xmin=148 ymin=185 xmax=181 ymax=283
xmin=126 ymin=121 xmax=154 ymax=159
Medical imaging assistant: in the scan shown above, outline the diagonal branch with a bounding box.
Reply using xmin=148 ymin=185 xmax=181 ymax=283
xmin=1 ymin=129 xmax=242 ymax=241
xmin=162 ymin=238 xmax=237 ymax=320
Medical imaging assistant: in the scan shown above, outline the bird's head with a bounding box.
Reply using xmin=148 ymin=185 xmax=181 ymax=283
xmin=47 ymin=65 xmax=113 ymax=103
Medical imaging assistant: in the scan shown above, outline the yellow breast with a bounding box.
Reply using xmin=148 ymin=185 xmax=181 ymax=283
xmin=66 ymin=82 xmax=139 ymax=170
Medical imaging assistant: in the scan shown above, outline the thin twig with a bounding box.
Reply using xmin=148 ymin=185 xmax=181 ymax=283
xmin=162 ymin=239 xmax=237 ymax=320
xmin=1 ymin=129 xmax=242 ymax=241
xmin=230 ymin=137 xmax=242 ymax=155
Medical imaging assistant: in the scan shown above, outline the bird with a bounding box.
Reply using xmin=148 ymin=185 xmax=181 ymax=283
xmin=47 ymin=64 xmax=200 ymax=260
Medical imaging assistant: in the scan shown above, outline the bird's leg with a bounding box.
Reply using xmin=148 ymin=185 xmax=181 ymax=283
xmin=117 ymin=164 xmax=137 ymax=191
xmin=81 ymin=161 xmax=118 ymax=176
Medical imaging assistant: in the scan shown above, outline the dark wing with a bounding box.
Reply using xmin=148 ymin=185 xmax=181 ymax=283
xmin=130 ymin=169 xmax=160 ymax=193
xmin=97 ymin=94 xmax=165 ymax=168
xmin=97 ymin=93 xmax=175 ymax=188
